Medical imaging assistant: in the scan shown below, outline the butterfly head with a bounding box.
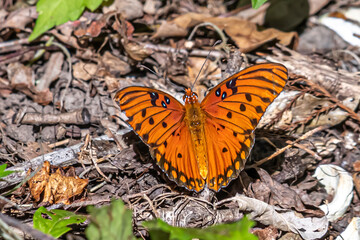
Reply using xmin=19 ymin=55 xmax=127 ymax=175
xmin=183 ymin=88 xmax=198 ymax=104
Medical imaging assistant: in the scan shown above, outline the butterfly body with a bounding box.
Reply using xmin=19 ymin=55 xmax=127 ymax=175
xmin=183 ymin=91 xmax=209 ymax=179
xmin=114 ymin=63 xmax=288 ymax=192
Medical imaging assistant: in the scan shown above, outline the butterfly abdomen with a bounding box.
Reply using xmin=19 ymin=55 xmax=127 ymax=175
xmin=184 ymin=101 xmax=209 ymax=180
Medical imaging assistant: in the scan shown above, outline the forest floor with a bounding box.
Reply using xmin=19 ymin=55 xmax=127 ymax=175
xmin=1 ymin=0 xmax=360 ymax=239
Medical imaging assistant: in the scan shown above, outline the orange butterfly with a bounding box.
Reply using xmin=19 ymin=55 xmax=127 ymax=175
xmin=114 ymin=63 xmax=288 ymax=192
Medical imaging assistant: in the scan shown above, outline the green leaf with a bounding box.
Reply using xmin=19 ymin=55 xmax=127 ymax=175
xmin=85 ymin=199 xmax=136 ymax=240
xmin=0 ymin=164 xmax=14 ymax=179
xmin=28 ymin=0 xmax=104 ymax=41
xmin=252 ymin=0 xmax=268 ymax=9
xmin=33 ymin=207 xmax=86 ymax=238
xmin=143 ymin=216 xmax=258 ymax=240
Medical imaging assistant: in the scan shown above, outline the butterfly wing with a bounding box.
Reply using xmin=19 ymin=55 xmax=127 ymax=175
xmin=201 ymin=63 xmax=288 ymax=191
xmin=114 ymin=87 xmax=185 ymax=147
xmin=153 ymin=122 xmax=205 ymax=192
xmin=114 ymin=86 xmax=205 ymax=191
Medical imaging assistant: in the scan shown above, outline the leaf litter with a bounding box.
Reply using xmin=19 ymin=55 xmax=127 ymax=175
xmin=1 ymin=0 xmax=360 ymax=239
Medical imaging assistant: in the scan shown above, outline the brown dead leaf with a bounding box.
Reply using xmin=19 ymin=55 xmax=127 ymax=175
xmin=153 ymin=13 xmax=298 ymax=52
xmin=73 ymin=61 xmax=98 ymax=81
xmin=7 ymin=62 xmax=53 ymax=105
xmin=252 ymin=226 xmax=279 ymax=240
xmin=104 ymin=76 xmax=121 ymax=92
xmin=74 ymin=18 xmax=107 ymax=38
xmin=23 ymin=142 xmax=52 ymax=159
xmin=250 ymin=168 xmax=324 ymax=216
xmin=103 ymin=0 xmax=143 ymax=20
xmin=36 ymin=52 xmax=64 ymax=91
xmin=1 ymin=7 xmax=37 ymax=31
xmin=123 ymin=41 xmax=154 ymax=61
xmin=100 ymin=51 xmax=131 ymax=75
xmin=42 ymin=168 xmax=88 ymax=204
xmin=28 ymin=161 xmax=51 ymax=202
xmin=28 ymin=161 xmax=88 ymax=204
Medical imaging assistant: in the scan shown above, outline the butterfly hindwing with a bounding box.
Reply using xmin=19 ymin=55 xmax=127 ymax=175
xmin=114 ymin=86 xmax=185 ymax=147
xmin=153 ymin=122 xmax=205 ymax=192
xmin=201 ymin=63 xmax=288 ymax=190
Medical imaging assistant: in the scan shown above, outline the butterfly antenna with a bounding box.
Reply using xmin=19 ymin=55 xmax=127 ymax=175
xmin=191 ymin=40 xmax=222 ymax=90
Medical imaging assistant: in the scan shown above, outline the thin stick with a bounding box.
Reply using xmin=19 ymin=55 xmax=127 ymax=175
xmin=247 ymin=125 xmax=327 ymax=168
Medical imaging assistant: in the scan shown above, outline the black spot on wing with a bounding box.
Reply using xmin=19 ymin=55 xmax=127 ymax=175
xmin=261 ymin=97 xmax=271 ymax=103
xmin=149 ymin=117 xmax=154 ymax=125
xmin=215 ymin=88 xmax=221 ymax=97
xmin=226 ymin=112 xmax=232 ymax=118
xmin=255 ymin=106 xmax=264 ymax=113
xmin=245 ymin=93 xmax=252 ymax=102
xmin=251 ymin=118 xmax=258 ymax=127
xmin=142 ymin=109 xmax=146 ymax=117
xmin=149 ymin=92 xmax=159 ymax=106
xmin=240 ymin=104 xmax=246 ymax=112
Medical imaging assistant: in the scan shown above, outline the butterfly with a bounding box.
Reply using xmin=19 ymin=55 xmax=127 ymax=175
xmin=114 ymin=63 xmax=288 ymax=192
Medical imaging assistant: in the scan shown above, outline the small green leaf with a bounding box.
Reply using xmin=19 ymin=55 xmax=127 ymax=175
xmin=143 ymin=216 xmax=257 ymax=240
xmin=252 ymin=0 xmax=268 ymax=9
xmin=28 ymin=0 xmax=103 ymax=41
xmin=0 ymin=164 xmax=14 ymax=179
xmin=33 ymin=207 xmax=86 ymax=238
xmin=85 ymin=199 xmax=136 ymax=240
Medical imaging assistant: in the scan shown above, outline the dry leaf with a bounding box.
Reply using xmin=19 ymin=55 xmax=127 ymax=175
xmin=23 ymin=142 xmax=52 ymax=159
xmin=73 ymin=61 xmax=98 ymax=81
xmin=28 ymin=161 xmax=88 ymax=204
xmin=153 ymin=13 xmax=298 ymax=52
xmin=123 ymin=41 xmax=154 ymax=61
xmin=7 ymin=62 xmax=53 ymax=105
xmin=100 ymin=51 xmax=131 ymax=75
xmin=28 ymin=161 xmax=51 ymax=202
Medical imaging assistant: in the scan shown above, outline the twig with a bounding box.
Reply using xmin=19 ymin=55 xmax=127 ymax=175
xmin=247 ymin=125 xmax=327 ymax=168
xmin=14 ymin=108 xmax=91 ymax=125
xmin=307 ymin=80 xmax=360 ymax=123
xmin=187 ymin=22 xmax=229 ymax=53
xmin=286 ymin=141 xmax=322 ymax=160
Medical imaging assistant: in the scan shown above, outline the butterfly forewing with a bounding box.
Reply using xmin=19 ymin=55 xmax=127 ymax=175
xmin=201 ymin=63 xmax=288 ymax=191
xmin=114 ymin=87 xmax=185 ymax=146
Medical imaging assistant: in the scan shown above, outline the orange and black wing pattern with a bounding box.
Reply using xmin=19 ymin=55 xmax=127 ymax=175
xmin=114 ymin=86 xmax=205 ymax=191
xmin=201 ymin=63 xmax=288 ymax=191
